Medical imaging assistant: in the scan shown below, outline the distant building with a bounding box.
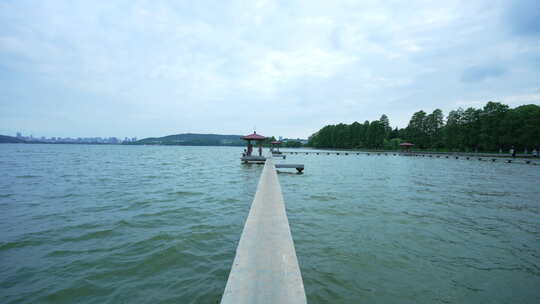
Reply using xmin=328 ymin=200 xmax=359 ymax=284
xmin=8 ymin=133 xmax=131 ymax=144
xmin=282 ymin=138 xmax=308 ymax=144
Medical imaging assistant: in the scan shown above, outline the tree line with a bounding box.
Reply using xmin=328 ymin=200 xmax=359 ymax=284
xmin=307 ymin=102 xmax=540 ymax=152
xmin=261 ymin=137 xmax=303 ymax=148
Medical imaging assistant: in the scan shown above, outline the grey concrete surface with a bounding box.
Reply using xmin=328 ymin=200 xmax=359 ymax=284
xmin=221 ymin=157 xmax=306 ymax=304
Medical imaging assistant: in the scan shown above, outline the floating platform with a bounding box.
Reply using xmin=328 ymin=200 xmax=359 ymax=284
xmin=275 ymin=163 xmax=304 ymax=173
xmin=241 ymin=156 xmax=267 ymax=163
xmin=272 ymin=153 xmax=286 ymax=159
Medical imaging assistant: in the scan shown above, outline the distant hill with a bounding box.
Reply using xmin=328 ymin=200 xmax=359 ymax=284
xmin=0 ymin=135 xmax=26 ymax=143
xmin=129 ymin=133 xmax=246 ymax=146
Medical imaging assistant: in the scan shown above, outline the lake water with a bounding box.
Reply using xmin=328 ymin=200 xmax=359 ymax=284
xmin=1 ymin=144 xmax=539 ymax=303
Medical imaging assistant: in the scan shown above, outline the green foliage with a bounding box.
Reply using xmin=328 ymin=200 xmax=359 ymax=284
xmin=384 ymin=138 xmax=402 ymax=150
xmin=405 ymin=110 xmax=428 ymax=148
xmin=133 ymin=133 xmax=246 ymax=146
xmin=308 ymin=115 xmax=391 ymax=150
xmin=262 ymin=136 xmax=277 ymax=147
xmin=284 ymin=140 xmax=302 ymax=148
xmin=308 ymin=103 xmax=540 ymax=152
xmin=367 ymin=120 xmax=386 ymax=148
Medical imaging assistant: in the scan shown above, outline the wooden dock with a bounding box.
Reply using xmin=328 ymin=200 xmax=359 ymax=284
xmin=222 ymin=157 xmax=306 ymax=304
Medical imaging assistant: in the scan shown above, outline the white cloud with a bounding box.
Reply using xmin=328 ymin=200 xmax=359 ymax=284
xmin=241 ymin=48 xmax=358 ymax=93
xmin=502 ymin=93 xmax=540 ymax=106
xmin=454 ymin=93 xmax=540 ymax=109
xmin=1 ymin=0 xmax=539 ymax=138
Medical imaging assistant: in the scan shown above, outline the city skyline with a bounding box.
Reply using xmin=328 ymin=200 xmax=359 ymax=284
xmin=11 ymin=132 xmax=308 ymax=143
xmin=13 ymin=132 xmax=138 ymax=144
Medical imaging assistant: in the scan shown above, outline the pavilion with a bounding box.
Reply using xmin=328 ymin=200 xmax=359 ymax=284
xmin=241 ymin=132 xmax=267 ymax=163
xmin=399 ymin=142 xmax=415 ymax=152
xmin=270 ymin=141 xmax=282 ymax=154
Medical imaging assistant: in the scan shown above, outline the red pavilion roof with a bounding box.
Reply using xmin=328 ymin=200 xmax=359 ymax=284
xmin=242 ymin=132 xmax=266 ymax=140
xmin=399 ymin=142 xmax=415 ymax=146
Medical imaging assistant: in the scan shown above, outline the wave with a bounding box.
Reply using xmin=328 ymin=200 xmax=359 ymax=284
xmin=60 ymin=229 xmax=116 ymax=242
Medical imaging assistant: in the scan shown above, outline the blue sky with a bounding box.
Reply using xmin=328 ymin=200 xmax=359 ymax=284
xmin=1 ymin=0 xmax=539 ymax=139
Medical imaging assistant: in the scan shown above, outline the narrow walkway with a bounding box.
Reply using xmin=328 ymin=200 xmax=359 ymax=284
xmin=281 ymin=151 xmax=539 ymax=165
xmin=221 ymin=157 xmax=306 ymax=304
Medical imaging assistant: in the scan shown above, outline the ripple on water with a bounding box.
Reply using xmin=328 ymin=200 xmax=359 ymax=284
xmin=309 ymin=194 xmax=337 ymax=202
xmin=46 ymin=245 xmax=125 ymax=258
xmin=15 ymin=175 xmax=40 ymax=179
xmin=219 ymin=197 xmax=240 ymax=204
xmin=136 ymin=207 xmax=195 ymax=219
xmin=43 ymin=280 xmax=115 ymax=303
xmin=0 ymin=239 xmax=45 ymax=251
xmin=168 ymin=190 xmax=204 ymax=197
xmin=1 ymin=145 xmax=539 ymax=304
xmin=60 ymin=229 xmax=117 ymax=243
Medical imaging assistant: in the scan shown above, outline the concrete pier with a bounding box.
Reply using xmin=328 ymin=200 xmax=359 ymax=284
xmin=279 ymin=151 xmax=538 ymax=165
xmin=221 ymin=157 xmax=306 ymax=304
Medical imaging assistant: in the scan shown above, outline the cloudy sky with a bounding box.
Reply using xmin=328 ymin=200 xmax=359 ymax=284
xmin=1 ymin=0 xmax=539 ymax=139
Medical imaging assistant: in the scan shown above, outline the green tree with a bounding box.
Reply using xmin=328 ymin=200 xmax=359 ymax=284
xmin=349 ymin=121 xmax=363 ymax=148
xmin=406 ymin=110 xmax=428 ymax=148
xmin=380 ymin=114 xmax=391 ymax=138
xmin=284 ymin=140 xmax=302 ymax=148
xmin=462 ymin=107 xmax=481 ymax=151
xmin=501 ymin=104 xmax=540 ymax=151
xmin=478 ymin=101 xmax=509 ymax=151
xmin=333 ymin=123 xmax=351 ymax=148
xmin=444 ymin=108 xmax=465 ymax=150
xmin=389 ymin=127 xmax=400 ymax=139
xmin=367 ymin=120 xmax=386 ymax=148
xmin=425 ymin=109 xmax=444 ymax=148
xmin=307 ymin=102 xmax=539 ymax=152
